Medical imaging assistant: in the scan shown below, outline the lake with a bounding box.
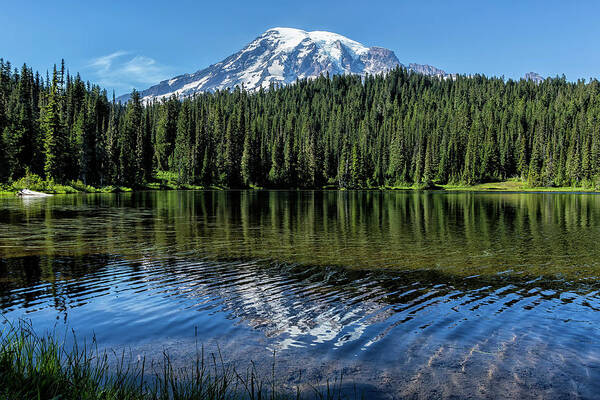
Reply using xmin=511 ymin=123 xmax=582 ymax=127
xmin=1 ymin=190 xmax=600 ymax=398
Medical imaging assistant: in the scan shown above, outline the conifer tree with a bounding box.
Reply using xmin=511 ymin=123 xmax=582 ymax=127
xmin=268 ymin=131 xmax=284 ymax=186
xmin=120 ymin=89 xmax=143 ymax=186
xmin=42 ymin=67 xmax=66 ymax=181
xmin=174 ymin=99 xmax=194 ymax=184
xmin=105 ymin=102 xmax=120 ymax=184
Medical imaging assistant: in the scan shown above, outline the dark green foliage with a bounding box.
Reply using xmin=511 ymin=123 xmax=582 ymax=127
xmin=154 ymin=96 xmax=179 ymax=171
xmin=2 ymin=59 xmax=600 ymax=189
xmin=174 ymin=99 xmax=195 ymax=184
xmin=120 ymin=90 xmax=144 ymax=187
xmin=42 ymin=67 xmax=67 ymax=181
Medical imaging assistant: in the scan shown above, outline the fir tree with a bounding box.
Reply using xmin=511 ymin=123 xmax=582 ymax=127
xmin=120 ymin=89 xmax=143 ymax=186
xmin=42 ymin=67 xmax=66 ymax=181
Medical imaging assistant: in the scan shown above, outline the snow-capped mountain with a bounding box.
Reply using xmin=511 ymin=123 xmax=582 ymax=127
xmin=117 ymin=27 xmax=447 ymax=103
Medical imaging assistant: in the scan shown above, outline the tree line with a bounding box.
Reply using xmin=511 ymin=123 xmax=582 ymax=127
xmin=2 ymin=58 xmax=600 ymax=189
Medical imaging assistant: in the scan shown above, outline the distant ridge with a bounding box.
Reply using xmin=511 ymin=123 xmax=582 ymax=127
xmin=524 ymin=72 xmax=544 ymax=84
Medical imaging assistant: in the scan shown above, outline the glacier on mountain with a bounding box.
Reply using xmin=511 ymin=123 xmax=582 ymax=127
xmin=117 ymin=27 xmax=448 ymax=103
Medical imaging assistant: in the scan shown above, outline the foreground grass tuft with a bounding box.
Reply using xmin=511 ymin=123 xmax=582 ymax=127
xmin=0 ymin=320 xmax=358 ymax=400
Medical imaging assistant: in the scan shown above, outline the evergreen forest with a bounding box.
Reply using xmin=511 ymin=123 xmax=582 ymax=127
xmin=2 ymin=58 xmax=600 ymax=189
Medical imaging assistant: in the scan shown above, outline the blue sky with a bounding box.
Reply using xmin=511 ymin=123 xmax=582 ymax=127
xmin=1 ymin=0 xmax=598 ymax=95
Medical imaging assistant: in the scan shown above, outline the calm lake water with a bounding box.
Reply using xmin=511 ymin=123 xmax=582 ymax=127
xmin=1 ymin=190 xmax=600 ymax=398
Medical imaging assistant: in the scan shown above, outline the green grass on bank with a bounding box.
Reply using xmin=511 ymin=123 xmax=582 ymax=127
xmin=1 ymin=173 xmax=132 ymax=195
xmin=440 ymin=178 xmax=600 ymax=192
xmin=151 ymin=170 xmax=207 ymax=190
xmin=0 ymin=171 xmax=213 ymax=195
xmin=0 ymin=320 xmax=357 ymax=400
xmin=2 ymin=172 xmax=600 ymax=195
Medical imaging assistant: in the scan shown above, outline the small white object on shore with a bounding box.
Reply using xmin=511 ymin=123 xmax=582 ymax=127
xmin=17 ymin=189 xmax=53 ymax=197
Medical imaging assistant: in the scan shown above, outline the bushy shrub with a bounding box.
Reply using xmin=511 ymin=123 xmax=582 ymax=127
xmin=11 ymin=172 xmax=46 ymax=191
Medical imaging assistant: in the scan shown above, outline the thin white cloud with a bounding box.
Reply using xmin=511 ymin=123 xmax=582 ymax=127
xmin=88 ymin=50 xmax=130 ymax=73
xmin=86 ymin=51 xmax=173 ymax=94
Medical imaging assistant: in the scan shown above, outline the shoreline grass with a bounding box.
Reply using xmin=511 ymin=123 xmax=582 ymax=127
xmin=3 ymin=172 xmax=599 ymax=195
xmin=0 ymin=320 xmax=356 ymax=400
xmin=0 ymin=172 xmax=216 ymax=196
xmin=439 ymin=179 xmax=600 ymax=192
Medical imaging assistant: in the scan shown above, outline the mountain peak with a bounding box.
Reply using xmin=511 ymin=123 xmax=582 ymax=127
xmin=408 ymin=63 xmax=448 ymax=78
xmin=117 ymin=28 xmax=445 ymax=103
xmin=524 ymin=72 xmax=544 ymax=84
xmin=264 ymin=27 xmax=368 ymax=53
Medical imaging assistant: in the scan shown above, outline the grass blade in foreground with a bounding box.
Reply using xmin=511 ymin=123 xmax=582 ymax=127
xmin=0 ymin=320 xmax=359 ymax=400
